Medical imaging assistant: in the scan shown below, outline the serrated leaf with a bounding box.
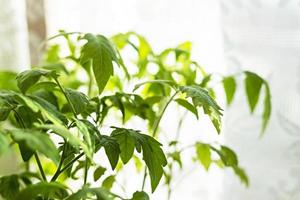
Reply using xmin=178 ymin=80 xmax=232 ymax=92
xmin=111 ymin=127 xmax=167 ymax=192
xmin=131 ymin=191 xmax=150 ymax=200
xmin=223 ymin=76 xmax=236 ymax=105
xmin=65 ymin=88 xmax=89 ymax=115
xmin=15 ymin=182 xmax=68 ymax=200
xmin=111 ymin=128 xmax=135 ymax=164
xmin=94 ymin=166 xmax=106 ymax=181
xmin=195 ymin=143 xmax=212 ymax=170
xmin=244 ymin=71 xmax=263 ymax=112
xmin=0 ymin=175 xmax=20 ymax=200
xmin=175 ymin=98 xmax=198 ymax=119
xmin=9 ymin=129 xmax=60 ymax=164
xmin=16 ymin=69 xmax=56 ymax=93
xmin=80 ymin=33 xmax=118 ymax=94
xmin=102 ymin=175 xmax=115 ymax=190
xmin=179 ymin=85 xmax=223 ymax=133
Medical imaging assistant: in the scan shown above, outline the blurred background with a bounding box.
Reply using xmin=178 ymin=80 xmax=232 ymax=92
xmin=1 ymin=0 xmax=300 ymax=199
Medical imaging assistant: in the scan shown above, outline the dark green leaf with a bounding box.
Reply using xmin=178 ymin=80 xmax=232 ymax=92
xmin=100 ymin=136 xmax=120 ymax=170
xmin=15 ymin=182 xmax=68 ymax=200
xmin=65 ymin=88 xmax=89 ymax=115
xmin=131 ymin=191 xmax=150 ymax=200
xmin=16 ymin=69 xmax=56 ymax=93
xmin=80 ymin=33 xmax=118 ymax=94
xmin=175 ymin=98 xmax=198 ymax=119
xmin=94 ymin=166 xmax=106 ymax=181
xmin=223 ymin=76 xmax=236 ymax=105
xmin=195 ymin=143 xmax=212 ymax=170
xmin=10 ymin=129 xmax=60 ymax=164
xmin=65 ymin=187 xmax=113 ymax=200
xmin=244 ymin=71 xmax=263 ymax=112
xmin=0 ymin=175 xmax=20 ymax=200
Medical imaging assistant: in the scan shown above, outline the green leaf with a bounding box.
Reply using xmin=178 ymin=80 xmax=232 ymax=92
xmin=80 ymin=33 xmax=118 ymax=94
xmin=75 ymin=119 xmax=93 ymax=153
xmin=0 ymin=175 xmax=20 ymax=200
xmin=111 ymin=127 xmax=167 ymax=192
xmin=212 ymin=145 xmax=238 ymax=167
xmin=131 ymin=191 xmax=150 ymax=200
xmin=111 ymin=128 xmax=135 ymax=164
xmin=65 ymin=187 xmax=113 ymax=200
xmin=94 ymin=166 xmax=106 ymax=181
xmin=0 ymin=104 xmax=12 ymax=121
xmin=37 ymin=124 xmax=92 ymax=159
xmin=0 ymin=71 xmax=18 ymax=91
xmin=175 ymin=98 xmax=198 ymax=119
xmin=102 ymin=175 xmax=115 ymax=190
xmin=65 ymin=88 xmax=89 ymax=115
xmin=0 ymin=132 xmax=9 ymax=155
xmin=100 ymin=136 xmax=120 ymax=170
xmin=223 ymin=76 xmax=236 ymax=105
xmin=133 ymin=80 xmax=176 ymax=92
xmin=27 ymin=81 xmax=58 ymax=93
xmin=244 ymin=71 xmax=263 ymax=112
xmin=233 ymin=166 xmax=249 ymax=186
xmin=179 ymin=85 xmax=223 ymax=133
xmin=262 ymin=82 xmax=271 ymax=133
xmin=9 ymin=129 xmax=60 ymax=164
xmin=195 ymin=143 xmax=212 ymax=170
xmin=15 ymin=182 xmax=68 ymax=200
xmin=16 ymin=69 xmax=56 ymax=93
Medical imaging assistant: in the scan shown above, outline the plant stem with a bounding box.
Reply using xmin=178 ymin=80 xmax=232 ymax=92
xmin=51 ymin=141 xmax=67 ymax=182
xmin=54 ymin=77 xmax=78 ymax=118
xmin=83 ymin=158 xmax=88 ymax=186
xmin=34 ymin=153 xmax=47 ymax=181
xmin=60 ymin=152 xmax=85 ymax=174
xmin=141 ymin=91 xmax=178 ymax=191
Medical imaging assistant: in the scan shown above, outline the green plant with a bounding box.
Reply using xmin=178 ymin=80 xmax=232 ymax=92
xmin=0 ymin=31 xmax=271 ymax=200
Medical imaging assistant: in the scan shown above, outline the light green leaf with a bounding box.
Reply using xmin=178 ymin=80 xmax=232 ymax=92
xmin=0 ymin=71 xmax=18 ymax=91
xmin=65 ymin=88 xmax=89 ymax=115
xmin=195 ymin=143 xmax=212 ymax=170
xmin=175 ymin=98 xmax=198 ymax=119
xmin=94 ymin=166 xmax=106 ymax=181
xmin=244 ymin=71 xmax=263 ymax=112
xmin=102 ymin=175 xmax=115 ymax=190
xmin=16 ymin=69 xmax=56 ymax=93
xmin=133 ymin=80 xmax=176 ymax=92
xmin=9 ymin=129 xmax=60 ymax=164
xmin=233 ymin=166 xmax=249 ymax=187
xmin=80 ymin=33 xmax=118 ymax=94
xmin=37 ymin=124 xmax=92 ymax=159
xmin=131 ymin=191 xmax=150 ymax=200
xmin=223 ymin=76 xmax=236 ymax=105
xmin=262 ymin=82 xmax=271 ymax=134
xmin=0 ymin=132 xmax=9 ymax=155
xmin=179 ymin=85 xmax=223 ymax=133
xmin=15 ymin=182 xmax=68 ymax=200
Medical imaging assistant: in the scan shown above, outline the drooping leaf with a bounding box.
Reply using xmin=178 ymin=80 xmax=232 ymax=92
xmin=65 ymin=187 xmax=113 ymax=200
xmin=244 ymin=71 xmax=263 ymax=112
xmin=9 ymin=129 xmax=60 ymax=164
xmin=195 ymin=143 xmax=212 ymax=170
xmin=102 ymin=175 xmax=115 ymax=190
xmin=80 ymin=33 xmax=118 ymax=94
xmin=262 ymin=82 xmax=271 ymax=133
xmin=15 ymin=182 xmax=68 ymax=200
xmin=111 ymin=127 xmax=167 ymax=192
xmin=175 ymin=98 xmax=198 ymax=119
xmin=212 ymin=145 xmax=238 ymax=167
xmin=179 ymin=85 xmax=223 ymax=133
xmin=94 ymin=166 xmax=106 ymax=181
xmin=131 ymin=191 xmax=150 ymax=200
xmin=99 ymin=136 xmax=120 ymax=170
xmin=233 ymin=166 xmax=249 ymax=186
xmin=16 ymin=69 xmax=56 ymax=93
xmin=0 ymin=175 xmax=20 ymax=200
xmin=65 ymin=88 xmax=89 ymax=115
xmin=223 ymin=76 xmax=236 ymax=105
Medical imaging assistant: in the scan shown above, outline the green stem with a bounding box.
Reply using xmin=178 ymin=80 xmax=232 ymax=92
xmin=51 ymin=141 xmax=67 ymax=182
xmin=34 ymin=153 xmax=47 ymax=182
xmin=54 ymin=77 xmax=78 ymax=118
xmin=60 ymin=152 xmax=85 ymax=174
xmin=141 ymin=91 xmax=178 ymax=191
xmin=83 ymin=158 xmax=88 ymax=186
